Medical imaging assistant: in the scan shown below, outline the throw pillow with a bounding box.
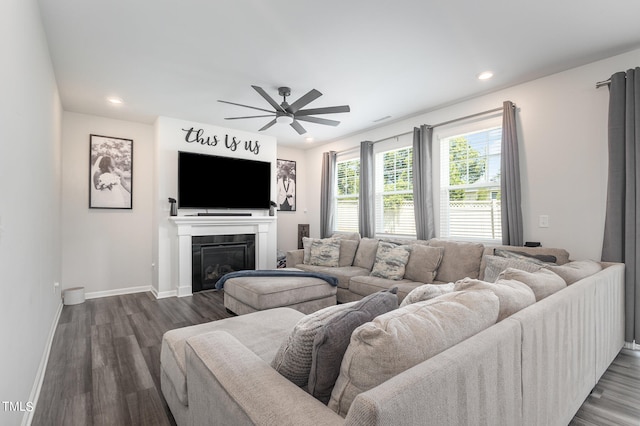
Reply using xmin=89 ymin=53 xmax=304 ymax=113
xmin=328 ymin=290 xmax=499 ymax=416
xmin=352 ymin=238 xmax=379 ymax=270
xmin=427 ymin=239 xmax=485 ymax=282
xmin=403 ymin=245 xmax=444 ymax=284
xmin=369 ymin=242 xmax=411 ymax=280
xmin=453 ymin=277 xmax=536 ymax=321
xmin=308 ymin=288 xmax=398 ymax=404
xmin=338 ymin=239 xmax=359 ymax=267
xmin=482 ymin=255 xmax=542 ymax=283
xmin=494 ymin=248 xmax=557 ymax=265
xmin=399 ymin=282 xmax=455 ymax=307
xmin=545 ymin=259 xmax=602 ymax=285
xmin=498 ymin=267 xmax=566 ymax=301
xmin=302 ymin=237 xmax=317 ymax=264
xmin=308 ymin=238 xmax=341 ymax=267
xmin=271 ymin=302 xmax=357 ymax=387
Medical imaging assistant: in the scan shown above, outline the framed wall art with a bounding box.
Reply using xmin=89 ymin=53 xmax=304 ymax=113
xmin=276 ymin=159 xmax=296 ymax=211
xmin=89 ymin=134 xmax=133 ymax=209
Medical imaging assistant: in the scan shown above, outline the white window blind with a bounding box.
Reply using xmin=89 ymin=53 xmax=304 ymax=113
xmin=375 ymin=146 xmax=416 ymax=237
xmin=440 ymin=127 xmax=502 ymax=243
xmin=335 ymin=158 xmax=360 ymax=233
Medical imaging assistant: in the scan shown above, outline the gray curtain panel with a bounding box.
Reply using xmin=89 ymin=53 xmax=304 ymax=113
xmin=500 ymin=100 xmax=524 ymax=246
xmin=320 ymin=151 xmax=337 ymax=238
xmin=359 ymin=141 xmax=375 ymax=238
xmin=601 ymin=68 xmax=640 ymax=343
xmin=412 ymin=125 xmax=436 ymax=240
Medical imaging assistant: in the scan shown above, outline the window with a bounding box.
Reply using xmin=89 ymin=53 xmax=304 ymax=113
xmin=375 ymin=147 xmax=416 ymax=236
xmin=335 ymin=158 xmax=360 ymax=232
xmin=440 ymin=127 xmax=502 ymax=242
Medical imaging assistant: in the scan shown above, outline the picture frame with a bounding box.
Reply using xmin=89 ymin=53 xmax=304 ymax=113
xmin=89 ymin=134 xmax=133 ymax=209
xmin=276 ymin=159 xmax=296 ymax=211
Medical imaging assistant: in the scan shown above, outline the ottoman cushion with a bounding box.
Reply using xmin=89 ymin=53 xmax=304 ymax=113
xmin=224 ymin=275 xmax=337 ymax=311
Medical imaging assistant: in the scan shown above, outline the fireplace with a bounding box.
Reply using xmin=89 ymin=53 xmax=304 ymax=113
xmin=191 ymin=234 xmax=256 ymax=292
xmin=168 ymin=215 xmax=276 ymax=297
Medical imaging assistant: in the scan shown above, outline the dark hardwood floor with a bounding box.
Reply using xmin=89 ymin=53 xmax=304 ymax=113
xmin=31 ymin=291 xmax=232 ymax=426
xmin=32 ymin=291 xmax=640 ymax=426
xmin=570 ymin=348 xmax=640 ymax=426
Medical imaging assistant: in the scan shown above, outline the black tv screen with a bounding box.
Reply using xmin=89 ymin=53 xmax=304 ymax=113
xmin=178 ymin=151 xmax=271 ymax=209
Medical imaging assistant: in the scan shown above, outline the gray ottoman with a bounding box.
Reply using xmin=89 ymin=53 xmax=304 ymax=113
xmin=223 ymin=274 xmax=337 ymax=315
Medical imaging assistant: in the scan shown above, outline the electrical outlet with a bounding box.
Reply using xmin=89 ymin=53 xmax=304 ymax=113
xmin=53 ymin=282 xmax=60 ymax=293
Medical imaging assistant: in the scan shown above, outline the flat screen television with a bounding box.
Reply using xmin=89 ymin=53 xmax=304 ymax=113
xmin=178 ymin=151 xmax=271 ymax=209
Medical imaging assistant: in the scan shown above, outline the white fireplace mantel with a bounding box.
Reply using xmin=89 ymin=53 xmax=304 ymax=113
xmin=169 ymin=215 xmax=277 ymax=297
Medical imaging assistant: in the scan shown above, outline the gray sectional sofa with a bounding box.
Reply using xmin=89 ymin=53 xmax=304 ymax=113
xmin=287 ymin=235 xmax=572 ymax=303
xmin=160 ymin=236 xmax=624 ymax=426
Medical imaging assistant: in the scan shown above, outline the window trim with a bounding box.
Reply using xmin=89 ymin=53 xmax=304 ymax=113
xmin=434 ymin=116 xmax=503 ymax=244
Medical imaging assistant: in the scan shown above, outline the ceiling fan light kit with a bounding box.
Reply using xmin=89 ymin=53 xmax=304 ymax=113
xmin=219 ymin=85 xmax=350 ymax=135
xmin=276 ymin=114 xmax=294 ymax=125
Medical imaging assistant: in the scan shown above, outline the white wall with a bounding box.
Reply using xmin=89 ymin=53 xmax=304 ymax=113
xmin=276 ymin=145 xmax=310 ymax=252
xmin=303 ymin=48 xmax=640 ymax=261
xmin=61 ymin=112 xmax=154 ymax=296
xmin=0 ymin=0 xmax=62 ymax=424
xmin=153 ymin=117 xmax=278 ymax=296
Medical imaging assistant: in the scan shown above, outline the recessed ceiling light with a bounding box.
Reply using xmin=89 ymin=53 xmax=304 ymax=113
xmin=107 ymin=97 xmax=123 ymax=105
xmin=305 ymin=137 xmax=314 ymax=143
xmin=477 ymin=71 xmax=494 ymax=81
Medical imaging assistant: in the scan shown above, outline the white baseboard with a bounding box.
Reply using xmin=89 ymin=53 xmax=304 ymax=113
xmin=624 ymin=341 xmax=639 ymax=350
xmin=177 ymin=285 xmax=192 ymax=298
xmin=84 ymin=285 xmax=152 ymax=300
xmin=151 ymin=286 xmax=177 ymax=299
xmin=23 ymin=301 xmax=63 ymax=426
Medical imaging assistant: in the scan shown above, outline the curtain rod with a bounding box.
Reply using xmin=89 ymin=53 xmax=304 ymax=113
xmin=427 ymin=105 xmax=506 ymax=129
xmin=596 ymin=78 xmax=611 ymax=89
xmin=335 ymin=103 xmax=510 ymax=155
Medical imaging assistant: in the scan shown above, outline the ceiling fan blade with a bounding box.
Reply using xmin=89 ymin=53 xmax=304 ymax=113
xmin=218 ymin=100 xmax=274 ymax=114
xmin=295 ymin=116 xmax=340 ymax=127
xmin=286 ymin=89 xmax=322 ymax=114
xmin=224 ymin=114 xmax=275 ymax=120
xmin=295 ymin=105 xmax=351 ymax=116
xmin=259 ymin=118 xmax=277 ymax=131
xmin=252 ymin=85 xmax=285 ymax=112
xmin=290 ymin=120 xmax=307 ymax=135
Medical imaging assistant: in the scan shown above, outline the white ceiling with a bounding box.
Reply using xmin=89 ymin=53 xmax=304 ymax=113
xmin=37 ymin=0 xmax=640 ymax=147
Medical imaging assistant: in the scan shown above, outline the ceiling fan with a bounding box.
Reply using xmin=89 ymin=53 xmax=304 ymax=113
xmin=218 ymin=85 xmax=350 ymax=135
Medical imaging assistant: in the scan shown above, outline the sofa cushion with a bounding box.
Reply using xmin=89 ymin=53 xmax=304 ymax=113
xmin=352 ymin=238 xmax=379 ymax=270
xmin=348 ymin=275 xmax=415 ymax=298
xmin=428 ymin=239 xmax=485 ymax=282
xmin=545 ymin=259 xmax=602 ymax=285
xmin=331 ymin=232 xmax=361 ymax=241
xmin=308 ymin=238 xmax=341 ymax=267
xmin=494 ymin=248 xmax=557 ymax=264
xmin=399 ymin=282 xmax=455 ymax=307
xmin=370 ymin=242 xmax=411 ymax=280
xmin=338 ymin=239 xmax=359 ymax=267
xmin=498 ymin=267 xmax=566 ymax=301
xmin=328 ymin=290 xmax=499 ymax=416
xmin=453 ymin=277 xmax=536 ymax=321
xmin=271 ymin=301 xmax=357 ymax=387
xmin=161 ymin=307 xmax=304 ymax=406
xmin=308 ymin=288 xmax=398 ymax=404
xmin=404 ymin=245 xmax=444 ymax=284
xmin=483 ymin=255 xmax=542 ymax=283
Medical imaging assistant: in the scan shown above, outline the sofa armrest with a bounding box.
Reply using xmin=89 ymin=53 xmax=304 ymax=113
xmin=286 ymin=249 xmax=305 ymax=267
xmin=186 ymin=331 xmax=344 ymax=426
